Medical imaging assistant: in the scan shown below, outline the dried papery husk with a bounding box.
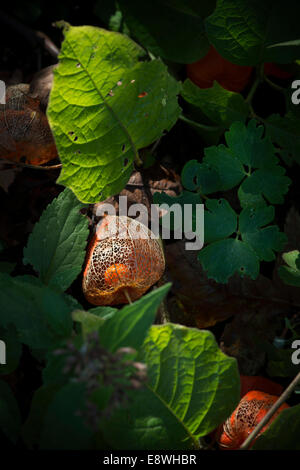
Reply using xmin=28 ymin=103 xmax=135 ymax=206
xmin=82 ymin=215 xmax=165 ymax=305
xmin=219 ymin=390 xmax=289 ymax=450
xmin=0 ymin=84 xmax=57 ymax=165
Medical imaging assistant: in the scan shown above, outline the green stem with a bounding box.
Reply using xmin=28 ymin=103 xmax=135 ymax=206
xmin=246 ymin=77 xmax=260 ymax=104
xmin=178 ymin=114 xmax=222 ymax=132
xmin=264 ymin=74 xmax=285 ymax=93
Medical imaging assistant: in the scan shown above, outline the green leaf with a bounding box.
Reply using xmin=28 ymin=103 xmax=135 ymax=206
xmin=153 ymin=190 xmax=202 ymax=235
xmin=181 ymin=160 xmax=222 ymax=194
xmin=0 ymin=380 xmax=21 ymax=444
xmin=225 ymin=120 xmax=277 ymax=168
xmin=239 ymin=206 xmax=287 ymax=261
xmin=0 ymin=274 xmax=73 ymax=349
xmin=181 ymin=120 xmax=290 ymax=202
xmin=39 ymin=382 xmax=93 ymax=449
xmin=265 ymin=113 xmax=300 ymax=165
xmin=278 ymin=250 xmax=300 ymax=286
xmin=240 ymin=166 xmax=290 ymax=205
xmin=73 ymin=306 xmax=117 ymax=337
xmin=253 ymin=404 xmax=300 ymax=450
xmin=22 ymin=384 xmax=62 ymax=448
xmin=237 ymin=185 xmax=266 ymax=209
xmin=102 ymin=324 xmax=239 ymax=449
xmin=204 ymin=198 xmax=237 ymax=243
xmin=181 ymin=79 xmax=249 ymax=126
xmin=203 ymin=145 xmax=245 ymax=190
xmin=0 ymin=262 xmax=16 ymax=274
xmin=0 ymin=325 xmax=22 ymax=376
xmin=99 ymin=283 xmax=171 ymax=353
xmin=23 ymin=188 xmax=89 ymax=292
xmin=205 ymin=0 xmax=300 ymax=65
xmin=118 ymin=0 xmax=215 ymax=63
xmin=266 ymin=344 xmax=300 ymax=378
xmin=48 ymin=25 xmax=181 ymax=203
xmin=198 ymin=238 xmax=259 ymax=283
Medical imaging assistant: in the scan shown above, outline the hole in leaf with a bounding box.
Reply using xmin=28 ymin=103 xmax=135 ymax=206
xmin=122 ymin=144 xmax=126 ymax=152
xmin=74 ymin=136 xmax=78 ymax=142
xmin=76 ymin=63 xmax=81 ymax=68
xmin=218 ymin=199 xmax=222 ymax=204
xmin=68 ymin=131 xmax=74 ymax=136
xmin=193 ymin=176 xmax=197 ymax=186
xmin=240 ymin=266 xmax=245 ymax=272
xmin=124 ymin=158 xmax=128 ymax=167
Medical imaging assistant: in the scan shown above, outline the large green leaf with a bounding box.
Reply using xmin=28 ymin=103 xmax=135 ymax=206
xmin=23 ymin=188 xmax=89 ymax=292
xmin=39 ymin=383 xmax=93 ymax=449
xmin=0 ymin=274 xmax=73 ymax=349
xmin=181 ymin=79 xmax=249 ymax=127
xmin=253 ymin=404 xmax=300 ymax=450
xmin=99 ymin=283 xmax=171 ymax=353
xmin=118 ymin=0 xmax=216 ymax=63
xmin=205 ymin=0 xmax=300 ymax=65
xmin=0 ymin=380 xmax=21 ymax=444
xmin=102 ymin=324 xmax=240 ymax=449
xmin=48 ymin=25 xmax=181 ymax=203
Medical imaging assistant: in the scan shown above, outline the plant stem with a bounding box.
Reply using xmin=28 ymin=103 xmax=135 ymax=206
xmin=239 ymin=370 xmax=300 ymax=450
xmin=246 ymin=77 xmax=260 ymax=104
xmin=134 ymin=152 xmax=143 ymax=167
xmin=264 ymin=75 xmax=285 ymax=93
xmin=178 ymin=114 xmax=222 ymax=132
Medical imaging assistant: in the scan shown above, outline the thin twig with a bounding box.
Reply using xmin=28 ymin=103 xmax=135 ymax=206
xmin=239 ymin=370 xmax=300 ymax=450
xmin=0 ymin=159 xmax=62 ymax=171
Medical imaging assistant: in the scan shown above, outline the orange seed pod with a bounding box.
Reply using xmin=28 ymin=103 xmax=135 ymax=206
xmin=219 ymin=390 xmax=289 ymax=450
xmin=82 ymin=215 xmax=165 ymax=305
xmin=0 ymin=84 xmax=57 ymax=165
